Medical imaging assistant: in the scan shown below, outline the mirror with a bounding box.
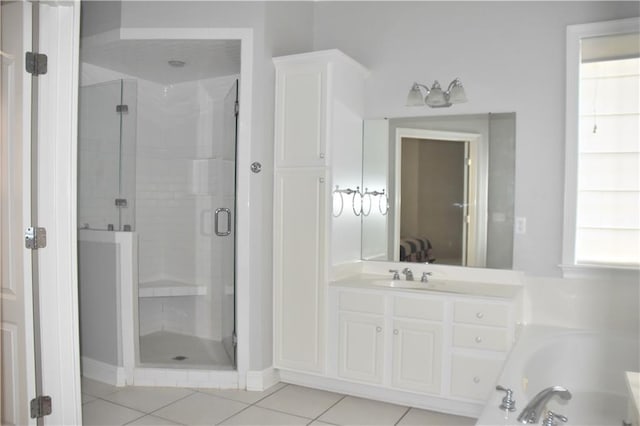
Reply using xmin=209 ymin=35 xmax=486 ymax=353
xmin=362 ymin=113 xmax=516 ymax=269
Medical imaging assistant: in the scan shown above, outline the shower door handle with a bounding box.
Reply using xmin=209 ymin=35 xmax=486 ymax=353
xmin=215 ymin=208 xmax=232 ymax=236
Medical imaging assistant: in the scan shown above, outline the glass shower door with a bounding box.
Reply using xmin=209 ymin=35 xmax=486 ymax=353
xmin=220 ymin=80 xmax=238 ymax=367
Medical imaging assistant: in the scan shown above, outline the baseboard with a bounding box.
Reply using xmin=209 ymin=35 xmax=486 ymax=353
xmin=81 ymin=356 xmax=126 ymax=386
xmin=278 ymin=369 xmax=482 ymax=419
xmin=132 ymin=367 xmax=239 ymax=388
xmin=246 ymin=367 xmax=281 ymax=391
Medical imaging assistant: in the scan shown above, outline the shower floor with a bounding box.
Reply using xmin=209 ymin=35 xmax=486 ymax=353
xmin=139 ymin=331 xmax=233 ymax=370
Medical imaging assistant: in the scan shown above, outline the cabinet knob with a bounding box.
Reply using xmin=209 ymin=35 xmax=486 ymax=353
xmin=319 ymin=178 xmax=325 ymax=183
xmin=319 ymin=153 xmax=325 ymax=159
xmin=475 ymin=336 xmax=483 ymax=343
xmin=393 ymin=329 xmax=399 ymax=335
xmin=476 ymin=312 xmax=484 ymax=319
xmin=376 ymin=326 xmax=382 ymax=333
xmin=473 ymin=376 xmax=480 ymax=384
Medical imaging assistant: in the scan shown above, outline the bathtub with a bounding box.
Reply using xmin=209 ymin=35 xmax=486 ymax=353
xmin=477 ymin=325 xmax=639 ymax=426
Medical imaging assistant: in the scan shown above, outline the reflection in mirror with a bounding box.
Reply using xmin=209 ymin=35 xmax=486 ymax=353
xmin=362 ymin=113 xmax=516 ymax=270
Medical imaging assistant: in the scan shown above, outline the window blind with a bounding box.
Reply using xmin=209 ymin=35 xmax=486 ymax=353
xmin=576 ymin=56 xmax=640 ymax=266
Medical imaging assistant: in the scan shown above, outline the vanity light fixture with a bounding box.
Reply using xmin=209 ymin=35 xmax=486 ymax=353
xmin=406 ymin=78 xmax=467 ymax=108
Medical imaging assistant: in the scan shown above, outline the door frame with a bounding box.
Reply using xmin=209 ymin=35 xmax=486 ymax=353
xmin=33 ymin=2 xmax=83 ymax=425
xmin=393 ymin=128 xmax=486 ymax=267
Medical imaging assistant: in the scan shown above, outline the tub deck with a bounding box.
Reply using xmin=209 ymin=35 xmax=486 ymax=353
xmin=476 ymin=325 xmax=639 ymax=425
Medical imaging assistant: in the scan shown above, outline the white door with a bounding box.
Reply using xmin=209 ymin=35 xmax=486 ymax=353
xmin=1 ymin=2 xmax=36 ymax=425
xmin=337 ymin=312 xmax=384 ymax=384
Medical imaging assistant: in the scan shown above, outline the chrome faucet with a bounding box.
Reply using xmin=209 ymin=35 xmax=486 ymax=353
xmin=401 ymin=267 xmax=414 ymax=281
xmin=421 ymin=272 xmax=433 ymax=282
xmin=517 ymin=386 xmax=572 ymax=424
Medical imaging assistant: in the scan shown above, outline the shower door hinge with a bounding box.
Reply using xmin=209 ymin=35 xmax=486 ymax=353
xmin=30 ymin=395 xmax=52 ymax=419
xmin=25 ymin=52 xmax=47 ymax=76
xmin=232 ymin=332 xmax=237 ymax=347
xmin=25 ymin=227 xmax=47 ymax=250
xmin=116 ymin=104 xmax=129 ymax=113
xmin=234 ymin=100 xmax=239 ymax=117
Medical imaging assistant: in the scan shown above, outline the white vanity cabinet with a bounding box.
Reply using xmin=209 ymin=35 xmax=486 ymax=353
xmin=335 ymin=291 xmax=444 ymax=392
xmin=449 ymin=300 xmax=513 ymax=401
xmin=273 ymin=50 xmax=368 ymax=373
xmin=326 ymin=285 xmax=519 ymax=415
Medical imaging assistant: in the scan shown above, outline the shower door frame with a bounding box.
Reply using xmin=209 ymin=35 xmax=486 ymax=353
xmin=119 ymin=27 xmax=253 ymax=387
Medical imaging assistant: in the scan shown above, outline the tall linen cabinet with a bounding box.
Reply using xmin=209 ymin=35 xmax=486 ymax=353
xmin=273 ymin=50 xmax=368 ymax=373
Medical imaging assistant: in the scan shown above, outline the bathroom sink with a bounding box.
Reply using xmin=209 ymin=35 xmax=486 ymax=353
xmin=370 ymin=279 xmax=453 ymax=292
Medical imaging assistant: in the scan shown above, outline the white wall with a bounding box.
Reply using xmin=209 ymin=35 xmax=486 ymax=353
xmin=313 ymin=1 xmax=639 ymax=333
xmin=80 ymin=1 xmax=121 ymax=38
xmin=313 ymin=1 xmax=639 ymax=277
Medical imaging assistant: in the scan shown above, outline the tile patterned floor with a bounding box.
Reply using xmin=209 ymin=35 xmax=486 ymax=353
xmin=81 ymin=377 xmax=477 ymax=426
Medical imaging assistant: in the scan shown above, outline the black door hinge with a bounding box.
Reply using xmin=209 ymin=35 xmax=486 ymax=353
xmin=25 ymin=52 xmax=47 ymax=76
xmin=30 ymin=395 xmax=52 ymax=419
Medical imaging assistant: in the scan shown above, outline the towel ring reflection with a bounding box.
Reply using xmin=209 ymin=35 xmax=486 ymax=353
xmin=352 ymin=186 xmax=363 ymax=216
xmin=362 ymin=188 xmax=389 ymax=216
xmin=379 ymin=189 xmax=389 ymax=215
xmin=361 ymin=188 xmax=374 ymax=216
xmin=333 ymin=185 xmax=358 ymax=217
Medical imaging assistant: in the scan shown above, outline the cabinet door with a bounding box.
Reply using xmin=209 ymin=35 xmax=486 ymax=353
xmin=274 ymin=169 xmax=327 ymax=372
xmin=338 ymin=312 xmax=384 ymax=384
xmin=274 ymin=63 xmax=327 ymax=167
xmin=392 ymin=320 xmax=443 ymax=394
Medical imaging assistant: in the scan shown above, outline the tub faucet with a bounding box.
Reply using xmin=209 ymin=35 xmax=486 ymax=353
xmin=517 ymin=386 xmax=572 ymax=424
xmin=401 ymin=267 xmax=414 ymax=281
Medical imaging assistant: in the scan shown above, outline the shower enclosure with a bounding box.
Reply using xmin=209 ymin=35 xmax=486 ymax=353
xmin=77 ymin=43 xmax=240 ymax=380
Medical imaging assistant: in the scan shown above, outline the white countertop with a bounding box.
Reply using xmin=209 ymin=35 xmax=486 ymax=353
xmin=330 ymin=274 xmax=522 ymax=299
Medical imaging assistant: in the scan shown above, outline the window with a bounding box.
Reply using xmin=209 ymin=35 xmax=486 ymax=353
xmin=563 ymin=18 xmax=640 ymax=275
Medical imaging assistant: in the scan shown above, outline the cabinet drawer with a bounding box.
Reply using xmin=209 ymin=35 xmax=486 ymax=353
xmin=452 ymin=325 xmax=509 ymax=352
xmin=450 ymin=355 xmax=504 ymax=401
xmin=453 ymin=301 xmax=509 ymax=327
xmin=339 ymin=291 xmax=385 ymax=314
xmin=394 ymin=296 xmax=443 ymax=321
